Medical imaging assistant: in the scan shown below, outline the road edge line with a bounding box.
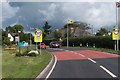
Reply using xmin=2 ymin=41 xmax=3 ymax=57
xmin=36 ymin=53 xmax=54 ymax=79
xmin=45 ymin=55 xmax=57 ymax=79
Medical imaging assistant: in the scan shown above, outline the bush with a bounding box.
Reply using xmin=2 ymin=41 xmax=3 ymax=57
xmin=43 ymin=39 xmax=57 ymax=45
xmin=15 ymin=52 xmax=22 ymax=57
xmin=62 ymin=36 xmax=115 ymax=49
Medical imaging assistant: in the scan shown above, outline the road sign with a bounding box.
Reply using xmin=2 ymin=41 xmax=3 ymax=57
xmin=34 ymin=29 xmax=42 ymax=42
xmin=112 ymin=26 xmax=120 ymax=40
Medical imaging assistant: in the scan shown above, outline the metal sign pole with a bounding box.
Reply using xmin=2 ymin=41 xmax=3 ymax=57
xmin=116 ymin=1 xmax=119 ymax=51
xmin=36 ymin=42 xmax=37 ymax=50
xmin=115 ymin=41 xmax=117 ymax=51
xmin=40 ymin=42 xmax=41 ymax=55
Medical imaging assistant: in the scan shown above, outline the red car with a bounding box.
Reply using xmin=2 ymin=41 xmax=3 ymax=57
xmin=49 ymin=41 xmax=61 ymax=48
xmin=38 ymin=43 xmax=46 ymax=49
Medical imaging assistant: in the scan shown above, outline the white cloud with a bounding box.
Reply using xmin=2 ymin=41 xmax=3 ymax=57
xmin=2 ymin=2 xmax=19 ymax=21
xmin=2 ymin=2 xmax=117 ymax=31
xmin=1 ymin=0 xmax=116 ymax=2
xmin=38 ymin=3 xmax=58 ymax=20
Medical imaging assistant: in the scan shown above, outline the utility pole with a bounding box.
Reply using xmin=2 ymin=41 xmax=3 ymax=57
xmin=67 ymin=23 xmax=69 ymax=48
xmin=116 ymin=1 xmax=119 ymax=51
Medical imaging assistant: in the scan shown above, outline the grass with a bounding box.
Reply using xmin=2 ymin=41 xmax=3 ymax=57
xmin=2 ymin=47 xmax=52 ymax=79
xmin=62 ymin=46 xmax=120 ymax=55
xmin=80 ymin=47 xmax=120 ymax=54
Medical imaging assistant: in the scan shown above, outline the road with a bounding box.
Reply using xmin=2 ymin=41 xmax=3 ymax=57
xmin=46 ymin=47 xmax=120 ymax=79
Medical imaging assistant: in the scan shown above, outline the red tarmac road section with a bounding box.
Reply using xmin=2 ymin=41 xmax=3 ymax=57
xmin=52 ymin=50 xmax=119 ymax=61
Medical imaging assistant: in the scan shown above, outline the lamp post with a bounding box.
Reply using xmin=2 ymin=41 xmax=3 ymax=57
xmin=67 ymin=23 xmax=69 ymax=48
xmin=116 ymin=1 xmax=119 ymax=51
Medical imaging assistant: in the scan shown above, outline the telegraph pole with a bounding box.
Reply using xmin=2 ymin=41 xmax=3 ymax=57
xmin=67 ymin=23 xmax=69 ymax=48
xmin=116 ymin=1 xmax=119 ymax=51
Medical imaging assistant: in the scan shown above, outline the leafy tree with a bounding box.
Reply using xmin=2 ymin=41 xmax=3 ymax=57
xmin=64 ymin=32 xmax=71 ymax=38
xmin=5 ymin=24 xmax=24 ymax=33
xmin=20 ymin=33 xmax=32 ymax=43
xmin=96 ymin=27 xmax=109 ymax=36
xmin=2 ymin=29 xmax=11 ymax=46
xmin=43 ymin=21 xmax=52 ymax=38
xmin=54 ymin=31 xmax=62 ymax=40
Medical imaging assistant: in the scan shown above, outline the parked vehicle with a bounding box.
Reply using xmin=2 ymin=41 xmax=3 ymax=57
xmin=38 ymin=43 xmax=46 ymax=49
xmin=49 ymin=41 xmax=61 ymax=48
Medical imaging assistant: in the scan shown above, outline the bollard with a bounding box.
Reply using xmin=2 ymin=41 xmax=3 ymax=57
xmin=86 ymin=43 xmax=88 ymax=47
xmin=73 ymin=43 xmax=74 ymax=47
xmin=80 ymin=43 xmax=82 ymax=47
xmin=93 ymin=44 xmax=95 ymax=48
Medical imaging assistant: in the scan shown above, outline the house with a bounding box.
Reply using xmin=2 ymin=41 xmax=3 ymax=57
xmin=8 ymin=33 xmax=14 ymax=42
xmin=8 ymin=33 xmax=18 ymax=42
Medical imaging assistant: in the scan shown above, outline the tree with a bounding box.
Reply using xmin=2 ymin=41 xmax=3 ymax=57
xmin=20 ymin=33 xmax=32 ymax=43
xmin=5 ymin=24 xmax=24 ymax=33
xmin=43 ymin=21 xmax=52 ymax=38
xmin=96 ymin=27 xmax=109 ymax=36
xmin=2 ymin=29 xmax=11 ymax=46
xmin=54 ymin=31 xmax=62 ymax=40
xmin=64 ymin=32 xmax=71 ymax=38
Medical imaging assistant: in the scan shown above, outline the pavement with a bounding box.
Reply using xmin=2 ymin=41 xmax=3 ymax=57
xmin=46 ymin=47 xmax=120 ymax=79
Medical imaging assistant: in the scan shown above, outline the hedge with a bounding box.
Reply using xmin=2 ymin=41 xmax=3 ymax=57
xmin=62 ymin=36 xmax=117 ymax=49
xmin=43 ymin=39 xmax=56 ymax=45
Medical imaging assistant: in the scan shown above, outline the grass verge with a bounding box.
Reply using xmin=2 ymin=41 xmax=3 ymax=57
xmin=63 ymin=46 xmax=120 ymax=55
xmin=2 ymin=47 xmax=52 ymax=79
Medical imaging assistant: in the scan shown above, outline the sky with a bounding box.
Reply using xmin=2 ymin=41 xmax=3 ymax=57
xmin=1 ymin=0 xmax=120 ymax=33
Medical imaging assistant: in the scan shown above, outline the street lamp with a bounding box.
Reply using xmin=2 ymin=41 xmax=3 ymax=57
xmin=67 ymin=19 xmax=73 ymax=48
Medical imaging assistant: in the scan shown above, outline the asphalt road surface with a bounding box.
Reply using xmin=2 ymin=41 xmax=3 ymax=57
xmin=46 ymin=47 xmax=120 ymax=79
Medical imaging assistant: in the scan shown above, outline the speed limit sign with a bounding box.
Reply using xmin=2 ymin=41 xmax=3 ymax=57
xmin=114 ymin=29 xmax=119 ymax=35
xmin=112 ymin=26 xmax=120 ymax=40
xmin=34 ymin=29 xmax=42 ymax=42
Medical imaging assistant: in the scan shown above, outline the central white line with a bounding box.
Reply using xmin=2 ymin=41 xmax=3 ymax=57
xmin=100 ymin=65 xmax=117 ymax=78
xmin=74 ymin=52 xmax=78 ymax=54
xmin=45 ymin=56 xmax=57 ymax=79
xmin=79 ymin=54 xmax=85 ymax=57
xmin=88 ymin=58 xmax=96 ymax=63
xmin=70 ymin=51 xmax=74 ymax=53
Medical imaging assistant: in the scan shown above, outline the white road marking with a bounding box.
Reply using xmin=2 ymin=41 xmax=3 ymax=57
xmin=88 ymin=58 xmax=96 ymax=63
xmin=70 ymin=51 xmax=74 ymax=53
xmin=65 ymin=50 xmax=69 ymax=52
xmin=45 ymin=56 xmax=57 ymax=79
xmin=74 ymin=52 xmax=78 ymax=54
xmin=78 ymin=54 xmax=85 ymax=57
xmin=100 ymin=65 xmax=117 ymax=78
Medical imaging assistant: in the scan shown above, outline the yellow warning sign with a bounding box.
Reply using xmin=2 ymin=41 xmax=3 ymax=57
xmin=34 ymin=29 xmax=42 ymax=42
xmin=112 ymin=26 xmax=120 ymax=40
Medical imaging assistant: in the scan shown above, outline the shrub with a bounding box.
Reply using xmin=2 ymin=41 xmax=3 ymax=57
xmin=15 ymin=52 xmax=22 ymax=57
xmin=62 ymin=36 xmax=115 ymax=49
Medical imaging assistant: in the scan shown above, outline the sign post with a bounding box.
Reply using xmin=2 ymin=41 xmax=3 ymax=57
xmin=34 ymin=29 xmax=42 ymax=55
xmin=112 ymin=26 xmax=120 ymax=51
